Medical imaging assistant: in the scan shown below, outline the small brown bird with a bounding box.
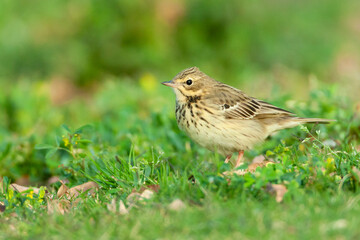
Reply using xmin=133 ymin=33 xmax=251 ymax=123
xmin=162 ymin=67 xmax=334 ymax=168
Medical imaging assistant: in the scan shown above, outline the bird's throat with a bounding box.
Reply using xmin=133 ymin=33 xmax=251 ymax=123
xmin=186 ymin=95 xmax=201 ymax=103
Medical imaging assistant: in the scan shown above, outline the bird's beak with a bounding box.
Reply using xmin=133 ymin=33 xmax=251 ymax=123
xmin=161 ymin=81 xmax=177 ymax=88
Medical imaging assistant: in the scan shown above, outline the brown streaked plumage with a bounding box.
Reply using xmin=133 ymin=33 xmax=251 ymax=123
xmin=162 ymin=67 xmax=335 ymax=168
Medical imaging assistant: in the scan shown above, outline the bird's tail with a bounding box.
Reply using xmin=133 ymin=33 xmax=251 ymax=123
xmin=267 ymin=117 xmax=335 ymax=133
xmin=293 ymin=117 xmax=336 ymax=124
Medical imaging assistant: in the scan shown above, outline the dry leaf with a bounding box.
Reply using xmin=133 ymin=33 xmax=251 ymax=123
xmin=119 ymin=200 xmax=129 ymax=215
xmin=47 ymin=199 xmax=71 ymax=215
xmin=135 ymin=184 xmax=160 ymax=194
xmin=248 ymin=161 xmax=274 ymax=172
xmin=126 ymin=193 xmax=141 ymax=210
xmin=68 ymin=181 xmax=99 ymax=198
xmin=168 ymin=199 xmax=185 ymax=211
xmin=0 ymin=202 xmax=5 ymax=213
xmin=57 ymin=182 xmax=69 ymax=198
xmin=352 ymin=166 xmax=360 ymax=182
xmin=127 ymin=192 xmax=142 ymax=204
xmin=222 ymin=169 xmax=246 ymax=176
xmin=57 ymin=181 xmax=98 ymax=199
xmin=126 ymin=192 xmax=151 ymax=204
xmin=266 ymin=183 xmax=288 ymax=203
xmin=49 ymin=182 xmax=98 ymax=215
xmin=140 ymin=189 xmax=154 ymax=200
xmin=107 ymin=199 xmax=117 ymax=213
xmin=125 ymin=185 xmax=159 ymax=209
xmin=127 ymin=189 xmax=155 ymax=208
xmin=223 ymin=161 xmax=274 ymax=176
xmin=9 ymin=183 xmax=41 ymax=194
xmin=252 ymin=155 xmax=265 ymax=163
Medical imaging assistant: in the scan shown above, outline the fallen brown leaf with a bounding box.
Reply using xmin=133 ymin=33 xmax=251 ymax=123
xmin=47 ymin=199 xmax=71 ymax=215
xmin=127 ymin=192 xmax=142 ymax=205
xmin=57 ymin=181 xmax=99 ymax=199
xmin=252 ymin=155 xmax=266 ymax=163
xmin=140 ymin=189 xmax=154 ymax=200
xmin=266 ymin=183 xmax=288 ymax=203
xmin=351 ymin=166 xmax=360 ymax=182
xmin=68 ymin=181 xmax=99 ymax=198
xmin=223 ymin=161 xmax=274 ymax=176
xmin=134 ymin=184 xmax=160 ymax=194
xmin=127 ymin=191 xmax=152 ymax=203
xmin=127 ymin=189 xmax=155 ymax=209
xmin=9 ymin=183 xmax=42 ymax=194
xmin=107 ymin=199 xmax=117 ymax=213
xmin=0 ymin=202 xmax=5 ymax=213
xmin=49 ymin=181 xmax=98 ymax=215
xmin=119 ymin=200 xmax=129 ymax=215
xmin=105 ymin=199 xmax=128 ymax=215
xmin=168 ymin=199 xmax=185 ymax=211
xmin=248 ymin=161 xmax=274 ymax=172
xmin=57 ymin=182 xmax=69 ymax=198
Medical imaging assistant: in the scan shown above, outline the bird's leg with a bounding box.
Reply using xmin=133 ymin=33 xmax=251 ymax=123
xmin=224 ymin=154 xmax=232 ymax=164
xmin=234 ymin=150 xmax=244 ymax=168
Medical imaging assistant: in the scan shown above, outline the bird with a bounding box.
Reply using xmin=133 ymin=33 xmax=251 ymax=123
xmin=162 ymin=67 xmax=334 ymax=168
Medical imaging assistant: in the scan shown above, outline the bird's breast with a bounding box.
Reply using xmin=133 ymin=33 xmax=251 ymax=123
xmin=175 ymin=101 xmax=269 ymax=155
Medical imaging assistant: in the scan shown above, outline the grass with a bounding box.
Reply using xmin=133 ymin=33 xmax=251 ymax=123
xmin=3 ymin=193 xmax=360 ymax=239
xmin=0 ymin=77 xmax=360 ymax=239
xmin=1 ymin=1 xmax=359 ymax=238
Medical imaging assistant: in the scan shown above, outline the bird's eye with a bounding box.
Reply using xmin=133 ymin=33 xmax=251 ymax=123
xmin=186 ymin=79 xmax=193 ymax=85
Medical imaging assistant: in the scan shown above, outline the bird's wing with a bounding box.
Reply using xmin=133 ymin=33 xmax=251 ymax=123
xmin=204 ymin=84 xmax=293 ymax=120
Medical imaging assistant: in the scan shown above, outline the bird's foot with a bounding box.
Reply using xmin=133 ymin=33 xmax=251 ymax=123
xmin=234 ymin=150 xmax=244 ymax=168
xmin=224 ymin=154 xmax=232 ymax=164
xmin=223 ymin=150 xmax=245 ymax=167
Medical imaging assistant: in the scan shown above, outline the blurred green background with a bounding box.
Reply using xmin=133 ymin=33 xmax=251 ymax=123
xmin=1 ymin=0 xmax=359 ymax=89
xmin=0 ymin=0 xmax=360 ymax=183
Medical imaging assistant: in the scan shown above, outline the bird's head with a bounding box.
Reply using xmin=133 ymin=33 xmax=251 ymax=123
xmin=162 ymin=67 xmax=216 ymax=102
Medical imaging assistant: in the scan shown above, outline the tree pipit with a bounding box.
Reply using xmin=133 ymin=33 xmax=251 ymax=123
xmin=162 ymin=67 xmax=334 ymax=168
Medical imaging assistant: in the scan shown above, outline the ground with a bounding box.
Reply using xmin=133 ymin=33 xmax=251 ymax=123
xmin=0 ymin=79 xmax=359 ymax=239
